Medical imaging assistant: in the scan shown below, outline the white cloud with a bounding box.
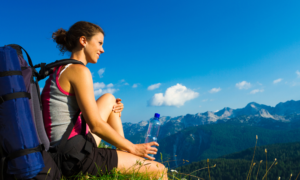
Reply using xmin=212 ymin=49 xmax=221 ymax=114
xmin=202 ymin=99 xmax=208 ymax=102
xmin=106 ymin=83 xmax=114 ymax=88
xmin=236 ymin=81 xmax=251 ymax=90
xmin=132 ymin=84 xmax=138 ymax=88
xmin=98 ymin=68 xmax=105 ymax=78
xmin=291 ymin=81 xmax=300 ymax=87
xmin=147 ymin=83 xmax=161 ymax=90
xmin=93 ymin=82 xmax=105 ymax=89
xmin=273 ymin=78 xmax=282 ymax=84
xmin=115 ymin=79 xmax=129 ymax=87
xmin=148 ymin=84 xmax=199 ymax=107
xmin=209 ymin=87 xmax=221 ymax=93
xmin=93 ymin=82 xmax=118 ymax=96
xmin=102 ymin=88 xmax=118 ymax=94
xmin=250 ymin=89 xmax=264 ymax=94
xmin=94 ymin=89 xmax=103 ymax=96
xmin=94 ymin=88 xmax=119 ymax=96
xmin=296 ymin=70 xmax=300 ymax=78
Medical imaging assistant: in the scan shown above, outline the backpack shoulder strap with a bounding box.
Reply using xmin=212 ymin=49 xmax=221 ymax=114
xmin=36 ymin=59 xmax=85 ymax=81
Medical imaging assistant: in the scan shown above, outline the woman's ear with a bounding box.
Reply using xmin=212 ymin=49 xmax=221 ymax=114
xmin=79 ymin=36 xmax=87 ymax=48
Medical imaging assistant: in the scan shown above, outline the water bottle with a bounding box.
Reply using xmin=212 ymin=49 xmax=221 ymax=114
xmin=145 ymin=113 xmax=161 ymax=157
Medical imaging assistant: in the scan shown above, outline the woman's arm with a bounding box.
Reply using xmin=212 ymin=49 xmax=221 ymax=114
xmin=67 ymin=64 xmax=158 ymax=159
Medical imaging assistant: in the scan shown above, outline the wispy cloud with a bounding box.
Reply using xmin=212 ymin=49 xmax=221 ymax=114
xmin=236 ymin=81 xmax=251 ymax=90
xmin=93 ymin=82 xmax=105 ymax=89
xmin=132 ymin=84 xmax=139 ymax=88
xmin=101 ymin=88 xmax=118 ymax=95
xmin=202 ymin=99 xmax=208 ymax=102
xmin=94 ymin=89 xmax=103 ymax=96
xmin=209 ymin=87 xmax=221 ymax=93
xmin=273 ymin=78 xmax=282 ymax=84
xmin=291 ymin=81 xmax=300 ymax=87
xmin=106 ymin=83 xmax=114 ymax=88
xmin=148 ymin=83 xmax=199 ymax=107
xmin=250 ymin=89 xmax=264 ymax=94
xmin=94 ymin=82 xmax=118 ymax=96
xmin=147 ymin=83 xmax=161 ymax=90
xmin=98 ymin=68 xmax=105 ymax=78
xmin=116 ymin=79 xmax=129 ymax=87
xmin=296 ymin=70 xmax=300 ymax=78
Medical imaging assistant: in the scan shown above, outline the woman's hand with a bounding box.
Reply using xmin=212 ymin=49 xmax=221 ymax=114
xmin=131 ymin=142 xmax=159 ymax=160
xmin=113 ymin=98 xmax=123 ymax=117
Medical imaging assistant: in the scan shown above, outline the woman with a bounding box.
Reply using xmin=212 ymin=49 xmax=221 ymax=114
xmin=42 ymin=21 xmax=168 ymax=179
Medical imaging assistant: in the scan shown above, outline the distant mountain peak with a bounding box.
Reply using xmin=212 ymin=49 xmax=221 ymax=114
xmin=138 ymin=121 xmax=148 ymax=126
xmin=251 ymin=104 xmax=257 ymax=109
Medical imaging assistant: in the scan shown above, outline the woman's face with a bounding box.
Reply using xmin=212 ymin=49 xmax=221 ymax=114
xmin=85 ymin=32 xmax=104 ymax=64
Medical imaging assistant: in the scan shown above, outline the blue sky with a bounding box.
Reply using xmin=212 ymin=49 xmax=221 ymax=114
xmin=2 ymin=0 xmax=300 ymax=123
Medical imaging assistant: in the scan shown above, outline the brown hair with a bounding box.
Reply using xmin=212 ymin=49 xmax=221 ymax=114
xmin=52 ymin=21 xmax=105 ymax=53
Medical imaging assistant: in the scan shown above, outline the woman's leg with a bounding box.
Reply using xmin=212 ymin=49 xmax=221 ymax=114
xmin=117 ymin=150 xmax=168 ymax=180
xmin=91 ymin=93 xmax=124 ymax=146
xmin=92 ymin=93 xmax=168 ymax=179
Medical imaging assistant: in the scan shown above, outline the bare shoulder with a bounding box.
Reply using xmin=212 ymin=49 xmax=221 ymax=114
xmin=67 ymin=64 xmax=92 ymax=82
xmin=68 ymin=64 xmax=90 ymax=74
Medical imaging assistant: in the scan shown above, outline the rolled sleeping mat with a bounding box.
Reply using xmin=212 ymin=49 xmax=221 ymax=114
xmin=0 ymin=46 xmax=44 ymax=179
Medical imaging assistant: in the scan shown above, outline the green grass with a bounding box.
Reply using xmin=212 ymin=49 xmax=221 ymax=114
xmin=57 ymin=137 xmax=300 ymax=180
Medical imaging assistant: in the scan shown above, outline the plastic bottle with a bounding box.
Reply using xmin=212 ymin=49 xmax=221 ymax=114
xmin=145 ymin=113 xmax=161 ymax=157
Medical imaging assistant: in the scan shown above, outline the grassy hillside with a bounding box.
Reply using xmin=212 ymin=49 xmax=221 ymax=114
xmin=175 ymin=141 xmax=300 ymax=180
xmin=157 ymin=123 xmax=300 ymax=167
xmin=220 ymin=141 xmax=300 ymax=161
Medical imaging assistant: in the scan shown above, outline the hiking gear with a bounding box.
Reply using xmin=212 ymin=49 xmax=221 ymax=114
xmin=0 ymin=46 xmax=44 ymax=179
xmin=0 ymin=44 xmax=90 ymax=180
xmin=4 ymin=151 xmax=62 ymax=180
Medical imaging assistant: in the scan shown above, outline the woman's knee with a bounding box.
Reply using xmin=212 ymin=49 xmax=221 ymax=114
xmin=146 ymin=162 xmax=168 ymax=179
xmin=96 ymin=93 xmax=116 ymax=108
xmin=155 ymin=162 xmax=167 ymax=173
xmin=98 ymin=93 xmax=116 ymax=103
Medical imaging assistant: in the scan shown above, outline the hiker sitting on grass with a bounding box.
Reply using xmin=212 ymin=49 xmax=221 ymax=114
xmin=41 ymin=21 xmax=168 ymax=179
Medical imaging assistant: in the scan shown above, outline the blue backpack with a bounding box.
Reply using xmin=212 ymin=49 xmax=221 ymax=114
xmin=0 ymin=45 xmax=87 ymax=180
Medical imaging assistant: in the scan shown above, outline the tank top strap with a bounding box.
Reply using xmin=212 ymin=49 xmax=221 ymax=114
xmin=58 ymin=63 xmax=72 ymax=79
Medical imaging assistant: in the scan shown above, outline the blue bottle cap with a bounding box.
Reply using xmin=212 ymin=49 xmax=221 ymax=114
xmin=154 ymin=113 xmax=160 ymax=118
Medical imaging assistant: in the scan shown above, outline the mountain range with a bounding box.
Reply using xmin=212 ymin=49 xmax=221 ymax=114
xmin=123 ymin=100 xmax=300 ymax=143
xmin=121 ymin=100 xmax=300 ymax=167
